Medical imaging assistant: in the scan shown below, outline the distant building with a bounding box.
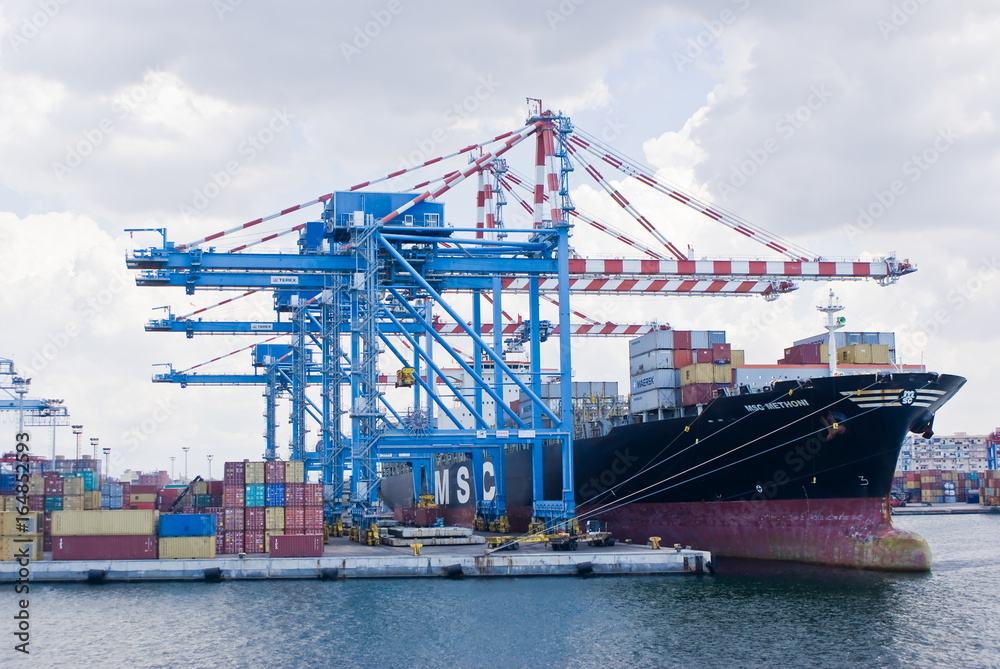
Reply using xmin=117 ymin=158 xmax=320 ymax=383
xmin=898 ymin=431 xmax=996 ymax=472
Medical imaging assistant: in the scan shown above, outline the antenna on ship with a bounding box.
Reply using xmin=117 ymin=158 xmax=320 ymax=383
xmin=817 ymin=289 xmax=846 ymax=376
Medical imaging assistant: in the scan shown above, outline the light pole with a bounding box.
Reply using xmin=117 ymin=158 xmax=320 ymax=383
xmin=12 ymin=375 xmax=29 ymax=435
xmin=102 ymin=447 xmax=111 ymax=483
xmin=207 ymin=454 xmax=214 ymax=481
xmin=72 ymin=425 xmax=83 ymax=460
xmin=90 ymin=437 xmax=99 ymax=461
xmin=169 ymin=456 xmax=176 ymax=482
xmin=182 ymin=446 xmax=190 ymax=482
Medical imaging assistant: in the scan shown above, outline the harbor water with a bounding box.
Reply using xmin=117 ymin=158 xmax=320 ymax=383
xmin=10 ymin=513 xmax=1000 ymax=668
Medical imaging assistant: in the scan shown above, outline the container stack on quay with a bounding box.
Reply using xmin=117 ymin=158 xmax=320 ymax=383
xmin=893 ymin=470 xmax=998 ymax=504
xmin=51 ymin=510 xmax=159 ymax=560
xmin=628 ymin=328 xmax=743 ymax=415
xmin=158 ymin=513 xmax=216 ymax=559
xmin=219 ymin=460 xmax=325 ymax=557
xmin=0 ymin=511 xmax=43 ymax=560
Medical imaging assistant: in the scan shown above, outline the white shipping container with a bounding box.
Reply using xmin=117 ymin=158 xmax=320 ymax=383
xmin=629 ymin=388 xmax=679 ymax=413
xmin=629 ymin=349 xmax=677 ymax=376
xmin=629 ymin=330 xmax=675 ymax=356
xmin=631 ymin=369 xmax=680 ymax=393
xmin=690 ymin=330 xmax=710 ymax=349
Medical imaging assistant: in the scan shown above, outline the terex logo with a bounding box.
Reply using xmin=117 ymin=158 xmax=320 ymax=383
xmin=578 ymin=449 xmax=640 ymax=499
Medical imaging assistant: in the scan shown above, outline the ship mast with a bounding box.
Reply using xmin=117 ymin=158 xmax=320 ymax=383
xmin=817 ymin=290 xmax=846 ymax=376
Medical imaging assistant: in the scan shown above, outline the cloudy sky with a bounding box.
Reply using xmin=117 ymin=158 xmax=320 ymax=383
xmin=2 ymin=0 xmax=998 ymax=478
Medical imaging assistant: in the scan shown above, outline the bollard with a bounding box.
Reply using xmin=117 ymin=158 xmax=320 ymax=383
xmin=411 ymin=543 xmax=423 ymax=556
xmin=649 ymin=536 xmax=661 ymax=550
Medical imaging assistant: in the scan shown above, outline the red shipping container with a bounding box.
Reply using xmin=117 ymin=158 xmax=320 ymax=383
xmin=712 ymin=342 xmax=732 ymax=363
xmin=223 ymin=485 xmax=245 ymax=507
xmin=207 ymin=480 xmax=225 ymax=496
xmin=130 ymin=485 xmax=157 ymax=495
xmin=245 ymin=529 xmax=265 ymax=554
xmin=224 ymin=507 xmax=245 ymax=531
xmin=285 ymin=483 xmax=305 ymax=506
xmin=304 ymin=484 xmax=323 ymax=506
xmin=694 ymin=348 xmax=714 ymax=363
xmin=245 ymin=506 xmax=265 ymax=531
xmin=215 ymin=534 xmax=226 ymax=555
xmin=44 ymin=479 xmax=64 ymax=495
xmin=224 ymin=462 xmax=245 ymax=486
xmin=269 ymin=534 xmax=323 ymax=557
xmin=264 ymin=461 xmax=285 ymax=484
xmin=681 ymin=383 xmax=723 ymax=406
xmin=28 ymin=495 xmax=45 ymax=511
xmin=285 ymin=507 xmax=305 ymax=534
xmin=304 ymin=507 xmax=324 ymax=527
xmin=224 ymin=530 xmax=245 ymax=554
xmin=133 ymin=502 xmax=156 ymax=510
xmin=672 ymin=330 xmax=692 ymax=349
xmin=53 ymin=534 xmax=157 ymax=560
xmin=305 ymin=524 xmax=324 ymax=535
xmin=673 ymin=349 xmax=693 ymax=368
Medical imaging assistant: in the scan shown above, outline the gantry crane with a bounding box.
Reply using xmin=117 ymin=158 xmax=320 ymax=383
xmin=126 ymin=103 xmax=915 ymax=538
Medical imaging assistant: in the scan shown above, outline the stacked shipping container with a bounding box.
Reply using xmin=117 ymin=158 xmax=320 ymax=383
xmin=892 ymin=470 xmax=986 ymax=503
xmin=220 ymin=460 xmax=322 ymax=555
xmin=0 ymin=511 xmax=43 ymax=561
xmin=51 ymin=510 xmax=158 ymax=560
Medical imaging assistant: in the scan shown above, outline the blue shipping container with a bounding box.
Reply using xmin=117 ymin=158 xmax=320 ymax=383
xmin=265 ymin=484 xmax=285 ymax=507
xmin=159 ymin=513 xmax=216 ymax=538
xmin=81 ymin=471 xmax=99 ymax=491
xmin=0 ymin=473 xmax=14 ymax=492
xmin=245 ymin=484 xmax=265 ymax=507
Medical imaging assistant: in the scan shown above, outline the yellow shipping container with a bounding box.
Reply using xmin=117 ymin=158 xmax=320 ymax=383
xmin=62 ymin=477 xmax=85 ymax=496
xmin=0 ymin=512 xmax=43 ymax=535
xmin=680 ymin=363 xmax=715 ymax=386
xmin=838 ymin=344 xmax=874 ymax=364
xmin=1 ymin=497 xmax=17 ymax=512
xmin=28 ymin=476 xmax=45 ymax=496
xmin=84 ymin=490 xmax=101 ymax=510
xmin=245 ymin=462 xmax=265 ymax=484
xmin=870 ymin=344 xmax=890 ymax=364
xmin=129 ymin=493 xmax=156 ymax=504
xmin=192 ymin=481 xmax=208 ymax=496
xmin=0 ymin=536 xmax=43 ymax=561
xmin=264 ymin=530 xmax=284 ymax=547
xmin=265 ymin=507 xmax=285 ymax=530
xmin=62 ymin=495 xmax=84 ymax=511
xmin=285 ymin=460 xmax=305 ymax=483
xmin=158 ymin=536 xmax=216 ymax=559
xmin=51 ymin=510 xmax=158 ymax=536
xmin=713 ymin=364 xmax=733 ymax=385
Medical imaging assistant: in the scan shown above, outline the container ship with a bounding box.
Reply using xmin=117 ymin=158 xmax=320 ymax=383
xmin=379 ymin=326 xmax=967 ymax=571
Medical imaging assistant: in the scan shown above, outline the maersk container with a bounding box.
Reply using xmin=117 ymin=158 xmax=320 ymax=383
xmin=631 ymin=369 xmax=680 ymax=394
xmin=245 ymin=484 xmax=265 ymax=507
xmin=628 ymin=349 xmax=676 ymax=376
xmin=270 ymin=534 xmax=323 ymax=557
xmin=51 ymin=510 xmax=157 ymax=536
xmin=53 ymin=534 xmax=157 ymax=560
xmin=159 ymin=513 xmax=215 ymax=538
xmin=628 ymin=388 xmax=678 ymax=413
xmin=265 ymin=484 xmax=285 ymax=506
xmin=158 ymin=536 xmax=216 ymax=559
